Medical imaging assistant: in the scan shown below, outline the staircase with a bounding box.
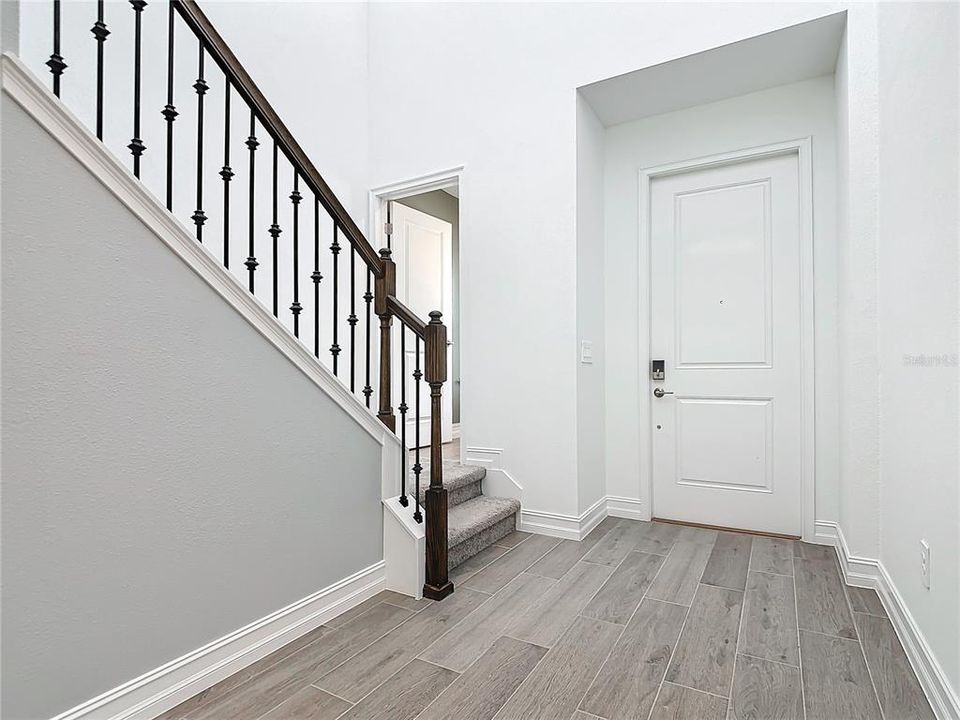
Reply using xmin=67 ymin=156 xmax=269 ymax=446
xmin=414 ymin=460 xmax=520 ymax=569
xmin=19 ymin=0 xmax=514 ymax=600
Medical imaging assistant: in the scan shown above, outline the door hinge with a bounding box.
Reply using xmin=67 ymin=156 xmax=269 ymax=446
xmin=383 ymin=222 xmax=393 ymax=236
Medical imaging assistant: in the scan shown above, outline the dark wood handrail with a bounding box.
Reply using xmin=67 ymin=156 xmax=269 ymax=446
xmin=172 ymin=0 xmax=384 ymax=277
xmin=385 ymin=296 xmax=428 ymax=338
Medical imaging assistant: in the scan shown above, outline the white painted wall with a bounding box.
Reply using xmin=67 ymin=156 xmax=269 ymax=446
xmin=602 ymin=76 xmax=839 ymax=526
xmin=875 ymin=0 xmax=959 ymax=691
xmin=576 ymin=92 xmax=606 ymax=516
xmin=367 ymin=1 xmax=842 ymax=519
xmin=834 ymin=4 xmax=883 ymax=562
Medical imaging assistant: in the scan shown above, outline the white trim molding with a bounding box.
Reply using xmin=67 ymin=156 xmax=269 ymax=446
xmin=1 ymin=52 xmax=397 ymax=451
xmin=464 ymin=446 xmax=523 ymax=504
xmin=50 ymin=562 xmax=385 ymax=720
xmin=606 ymin=495 xmax=647 ymax=521
xmin=638 ymin=138 xmax=817 ymax=541
xmin=520 ymin=497 xmax=606 ymax=540
xmin=818 ymin=522 xmax=960 ymax=720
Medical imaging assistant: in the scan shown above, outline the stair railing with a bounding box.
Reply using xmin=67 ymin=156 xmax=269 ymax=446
xmin=33 ymin=0 xmax=451 ymax=600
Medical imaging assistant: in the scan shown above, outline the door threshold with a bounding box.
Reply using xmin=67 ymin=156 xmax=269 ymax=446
xmin=652 ymin=517 xmax=800 ymax=540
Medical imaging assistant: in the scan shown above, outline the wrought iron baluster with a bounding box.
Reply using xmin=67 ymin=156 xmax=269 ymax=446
xmin=413 ymin=336 xmax=423 ymax=523
xmin=192 ymin=42 xmax=208 ymax=241
xmin=220 ymin=79 xmax=233 ymax=267
xmin=244 ymin=110 xmax=259 ymax=291
xmin=312 ymin=197 xmax=323 ymax=357
xmin=47 ymin=0 xmax=66 ymax=96
xmin=269 ymin=142 xmax=281 ymax=317
xmin=349 ymin=248 xmax=357 ymax=392
xmin=162 ymin=1 xmax=177 ymax=209
xmin=399 ymin=327 xmax=408 ymax=506
xmin=330 ymin=225 xmax=341 ymax=375
xmin=128 ymin=0 xmax=147 ymax=177
xmin=290 ymin=173 xmax=302 ymax=336
xmin=364 ymin=269 xmax=373 ymax=407
xmin=91 ymin=0 xmax=109 ymax=139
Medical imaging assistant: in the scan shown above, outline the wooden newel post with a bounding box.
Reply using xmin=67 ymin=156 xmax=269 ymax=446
xmin=423 ymin=310 xmax=453 ymax=600
xmin=375 ymin=249 xmax=396 ymax=431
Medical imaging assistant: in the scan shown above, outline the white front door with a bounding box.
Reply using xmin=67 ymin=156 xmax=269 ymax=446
xmin=391 ymin=201 xmax=454 ymax=447
xmin=650 ymin=152 xmax=803 ymax=536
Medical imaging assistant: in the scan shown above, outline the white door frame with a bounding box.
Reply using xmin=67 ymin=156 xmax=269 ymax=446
xmin=638 ymin=138 xmax=815 ymax=541
xmin=369 ymin=166 xmax=465 ymax=460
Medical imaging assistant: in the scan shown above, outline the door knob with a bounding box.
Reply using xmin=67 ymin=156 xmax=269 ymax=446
xmin=653 ymin=387 xmax=674 ymax=398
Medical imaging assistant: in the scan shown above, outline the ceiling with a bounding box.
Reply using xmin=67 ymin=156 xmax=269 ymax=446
xmin=579 ymin=12 xmax=847 ymax=128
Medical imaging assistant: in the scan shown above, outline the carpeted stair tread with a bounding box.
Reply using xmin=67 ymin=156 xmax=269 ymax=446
xmin=408 ymin=460 xmax=484 ymax=507
xmin=447 ymin=495 xmax=520 ymax=551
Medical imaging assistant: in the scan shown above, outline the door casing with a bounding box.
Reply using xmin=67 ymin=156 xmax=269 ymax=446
xmin=369 ymin=167 xmax=465 ymax=460
xmin=638 ymin=138 xmax=816 ymax=541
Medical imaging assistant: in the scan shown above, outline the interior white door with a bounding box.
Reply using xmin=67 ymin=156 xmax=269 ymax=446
xmin=392 ymin=201 xmax=454 ymax=447
xmin=650 ymin=152 xmax=802 ymax=535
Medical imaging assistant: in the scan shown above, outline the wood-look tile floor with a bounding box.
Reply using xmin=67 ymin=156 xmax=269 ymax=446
xmin=157 ymin=519 xmax=935 ymax=720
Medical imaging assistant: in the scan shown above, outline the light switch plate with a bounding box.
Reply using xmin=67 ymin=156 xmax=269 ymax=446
xmin=580 ymin=341 xmax=593 ymax=364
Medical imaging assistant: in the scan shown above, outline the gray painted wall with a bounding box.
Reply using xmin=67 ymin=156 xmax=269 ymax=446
xmin=395 ymin=191 xmax=461 ymax=424
xmin=1 ymin=98 xmax=383 ymax=720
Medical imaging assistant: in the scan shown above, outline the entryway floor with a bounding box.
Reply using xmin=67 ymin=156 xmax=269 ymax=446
xmin=157 ymin=519 xmax=934 ymax=720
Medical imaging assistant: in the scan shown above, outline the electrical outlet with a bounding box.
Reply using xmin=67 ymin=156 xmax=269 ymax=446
xmin=920 ymin=539 xmax=931 ymax=589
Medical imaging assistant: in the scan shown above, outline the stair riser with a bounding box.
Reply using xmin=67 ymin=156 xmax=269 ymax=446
xmin=412 ymin=478 xmax=482 ymax=509
xmin=448 ymin=513 xmax=517 ymax=570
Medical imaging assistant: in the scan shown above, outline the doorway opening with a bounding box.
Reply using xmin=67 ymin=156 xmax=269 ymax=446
xmin=370 ymin=169 xmax=462 ymax=464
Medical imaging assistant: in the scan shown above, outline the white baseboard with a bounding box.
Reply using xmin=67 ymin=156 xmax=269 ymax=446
xmin=519 ymin=497 xmax=606 ymax=540
xmin=606 ymin=495 xmax=647 ymax=520
xmin=824 ymin=522 xmax=960 ymax=720
xmin=51 ymin=562 xmax=385 ymax=720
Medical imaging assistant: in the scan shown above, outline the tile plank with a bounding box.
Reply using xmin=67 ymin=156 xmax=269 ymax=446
xmin=729 ymin=654 xmax=802 ymax=720
xmin=158 ymin=626 xmax=334 ymax=720
xmin=496 ymin=531 xmax=532 ymax=548
xmin=646 ymin=540 xmax=714 ymax=606
xmin=793 ymin=541 xmax=835 ymax=562
xmin=582 ymin=520 xmax=646 ymax=567
xmin=190 ymin=603 xmax=414 ymax=720
xmin=327 ymin=590 xmax=429 ymax=628
xmin=739 ymin=571 xmax=799 ymax=666
xmin=463 ymin=534 xmax=560 ymax=594
xmin=632 ymin=521 xmax=679 ymax=556
xmin=493 ymin=616 xmax=622 ymax=720
xmin=259 ymin=686 xmax=351 ymax=720
xmin=580 ymin=599 xmax=687 ymax=720
xmin=666 ymin=584 xmax=743 ymax=696
xmin=417 ymin=637 xmax=547 ymax=720
xmin=527 ymin=531 xmax=608 ymax=580
xmin=675 ymin=525 xmax=719 ymax=544
xmin=855 ymin=612 xmax=935 ymax=720
xmin=701 ymin=532 xmax=753 ymax=591
xmin=847 ymin=586 xmax=886 ymax=617
xmin=335 ymin=659 xmax=458 ymax=720
xmin=581 ymin=551 xmax=664 ymax=624
xmin=794 ymin=557 xmax=857 ymax=639
xmin=420 ymin=573 xmax=555 ymax=672
xmin=315 ymin=587 xmax=488 ymax=702
xmin=510 ymin=562 xmax=614 ymax=646
xmin=450 ymin=543 xmax=510 ymax=586
xmin=649 ymin=683 xmax=727 ymax=720
xmin=749 ymin=537 xmax=794 ymax=576
xmin=799 ymin=630 xmax=882 ymax=720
